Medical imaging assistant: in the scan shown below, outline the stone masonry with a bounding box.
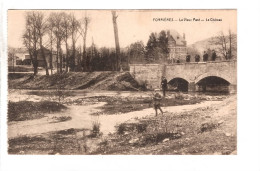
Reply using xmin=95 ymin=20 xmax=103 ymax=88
xmin=129 ymin=60 xmax=237 ymax=92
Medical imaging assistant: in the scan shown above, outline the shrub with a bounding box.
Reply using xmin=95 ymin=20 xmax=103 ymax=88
xmin=90 ymin=120 xmax=101 ymax=137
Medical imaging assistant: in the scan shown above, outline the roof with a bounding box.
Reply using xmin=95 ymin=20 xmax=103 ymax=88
xmin=167 ymin=30 xmax=186 ymax=46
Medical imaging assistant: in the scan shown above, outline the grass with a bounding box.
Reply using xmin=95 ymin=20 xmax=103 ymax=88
xmin=92 ymin=104 xmax=236 ymax=155
xmin=8 ymin=101 xmax=67 ymax=122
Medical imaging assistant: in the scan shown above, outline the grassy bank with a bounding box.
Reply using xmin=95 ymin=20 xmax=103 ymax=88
xmin=8 ymin=101 xmax=67 ymax=122
xmin=8 ymin=72 xmax=141 ymax=91
xmin=8 ymin=95 xmax=236 ymax=155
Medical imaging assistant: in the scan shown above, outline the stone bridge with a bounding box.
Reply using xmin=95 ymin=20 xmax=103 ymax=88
xmin=129 ymin=60 xmax=237 ymax=92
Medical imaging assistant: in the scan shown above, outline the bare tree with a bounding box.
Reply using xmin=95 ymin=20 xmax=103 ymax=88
xmin=23 ymin=12 xmax=40 ymax=76
xmin=51 ymin=12 xmax=64 ymax=73
xmin=210 ymin=30 xmax=237 ymax=60
xmin=69 ymin=14 xmax=81 ymax=72
xmin=8 ymin=47 xmax=17 ymax=72
xmin=47 ymin=14 xmax=56 ymax=75
xmin=61 ymin=12 xmax=71 ymax=72
xmin=34 ymin=11 xmax=49 ymax=76
xmin=79 ymin=15 xmax=90 ymax=72
xmin=112 ymin=11 xmax=121 ymax=71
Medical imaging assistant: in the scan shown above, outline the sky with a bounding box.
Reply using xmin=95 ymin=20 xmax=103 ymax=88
xmin=8 ymin=10 xmax=237 ymax=49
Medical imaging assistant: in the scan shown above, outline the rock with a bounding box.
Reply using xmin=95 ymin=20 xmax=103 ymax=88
xmin=124 ymin=131 xmax=130 ymax=135
xmin=181 ymin=132 xmax=185 ymax=135
xmin=163 ymin=138 xmax=169 ymax=142
xmin=129 ymin=138 xmax=139 ymax=144
xmin=218 ymin=120 xmax=224 ymax=125
xmin=225 ymin=133 xmax=231 ymax=137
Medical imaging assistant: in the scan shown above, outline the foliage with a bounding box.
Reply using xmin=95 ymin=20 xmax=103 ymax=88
xmin=209 ymin=30 xmax=237 ymax=60
xmin=145 ymin=30 xmax=169 ymax=63
xmin=128 ymin=41 xmax=145 ymax=64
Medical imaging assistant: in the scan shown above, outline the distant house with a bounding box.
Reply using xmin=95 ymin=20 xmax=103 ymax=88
xmin=36 ymin=47 xmax=57 ymax=68
xmin=167 ymin=30 xmax=187 ymax=63
xmin=8 ymin=48 xmax=30 ymax=66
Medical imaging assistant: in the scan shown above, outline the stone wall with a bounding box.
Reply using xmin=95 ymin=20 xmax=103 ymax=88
xmin=129 ymin=60 xmax=237 ymax=91
xmin=129 ymin=64 xmax=162 ymax=89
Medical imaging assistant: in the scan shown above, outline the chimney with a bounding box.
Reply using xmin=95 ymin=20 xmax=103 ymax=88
xmin=183 ymin=33 xmax=186 ymax=40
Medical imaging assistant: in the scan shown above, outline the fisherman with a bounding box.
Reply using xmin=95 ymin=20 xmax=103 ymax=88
xmin=153 ymin=89 xmax=163 ymax=116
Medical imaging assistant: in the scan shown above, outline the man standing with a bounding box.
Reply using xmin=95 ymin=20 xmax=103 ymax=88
xmin=186 ymin=53 xmax=191 ymax=62
xmin=212 ymin=50 xmax=216 ymax=61
xmin=195 ymin=54 xmax=200 ymax=62
xmin=161 ymin=76 xmax=168 ymax=97
xmin=203 ymin=51 xmax=209 ymax=62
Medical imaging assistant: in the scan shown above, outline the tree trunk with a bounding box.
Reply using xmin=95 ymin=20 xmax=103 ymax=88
xmin=59 ymin=46 xmax=62 ymax=73
xmin=50 ymin=31 xmax=53 ymax=75
xmin=71 ymin=42 xmax=76 ymax=72
xmin=56 ymin=40 xmax=59 ymax=74
xmin=65 ymin=34 xmax=69 ymax=72
xmin=40 ymin=36 xmax=49 ymax=76
xmin=112 ymin=11 xmax=121 ymax=71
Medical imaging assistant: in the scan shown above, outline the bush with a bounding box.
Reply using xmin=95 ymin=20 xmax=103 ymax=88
xmin=117 ymin=122 xmax=147 ymax=135
xmin=90 ymin=121 xmax=101 ymax=138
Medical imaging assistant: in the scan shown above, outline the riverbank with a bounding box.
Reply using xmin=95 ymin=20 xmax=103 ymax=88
xmin=8 ymin=89 xmax=236 ymax=155
xmin=8 ymin=72 xmax=142 ymax=91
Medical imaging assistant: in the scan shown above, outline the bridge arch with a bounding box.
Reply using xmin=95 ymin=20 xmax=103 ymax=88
xmin=168 ymin=77 xmax=189 ymax=92
xmin=194 ymin=72 xmax=232 ymax=85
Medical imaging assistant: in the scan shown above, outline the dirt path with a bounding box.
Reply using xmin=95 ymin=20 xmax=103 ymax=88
xmin=8 ymin=99 xmax=224 ymax=139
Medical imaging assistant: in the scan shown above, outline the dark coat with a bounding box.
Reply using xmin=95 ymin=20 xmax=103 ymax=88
xmin=212 ymin=52 xmax=216 ymax=61
xmin=186 ymin=55 xmax=191 ymax=62
xmin=203 ymin=53 xmax=209 ymax=61
xmin=161 ymin=78 xmax=168 ymax=89
xmin=195 ymin=55 xmax=200 ymax=62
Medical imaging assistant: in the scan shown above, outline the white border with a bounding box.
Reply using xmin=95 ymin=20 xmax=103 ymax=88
xmin=1 ymin=0 xmax=260 ymax=171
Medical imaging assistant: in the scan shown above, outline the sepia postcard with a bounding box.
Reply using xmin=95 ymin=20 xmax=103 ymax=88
xmin=6 ymin=9 xmax=237 ymax=155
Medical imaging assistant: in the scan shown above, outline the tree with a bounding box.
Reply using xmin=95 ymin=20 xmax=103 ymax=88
xmin=145 ymin=32 xmax=158 ymax=63
xmin=210 ymin=30 xmax=237 ymax=60
xmin=69 ymin=14 xmax=81 ymax=71
xmin=8 ymin=47 xmax=17 ymax=72
xmin=51 ymin=12 xmax=64 ymax=74
xmin=128 ymin=41 xmax=145 ymax=64
xmin=158 ymin=30 xmax=169 ymax=62
xmin=112 ymin=11 xmax=121 ymax=71
xmin=23 ymin=12 xmax=40 ymax=76
xmin=145 ymin=30 xmax=171 ymax=63
xmin=47 ymin=13 xmax=56 ymax=75
xmin=79 ymin=15 xmax=90 ymax=72
xmin=34 ymin=11 xmax=49 ymax=76
xmin=60 ymin=12 xmax=71 ymax=72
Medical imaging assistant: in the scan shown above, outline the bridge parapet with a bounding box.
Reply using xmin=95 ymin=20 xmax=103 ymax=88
xmin=129 ymin=60 xmax=237 ymax=91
